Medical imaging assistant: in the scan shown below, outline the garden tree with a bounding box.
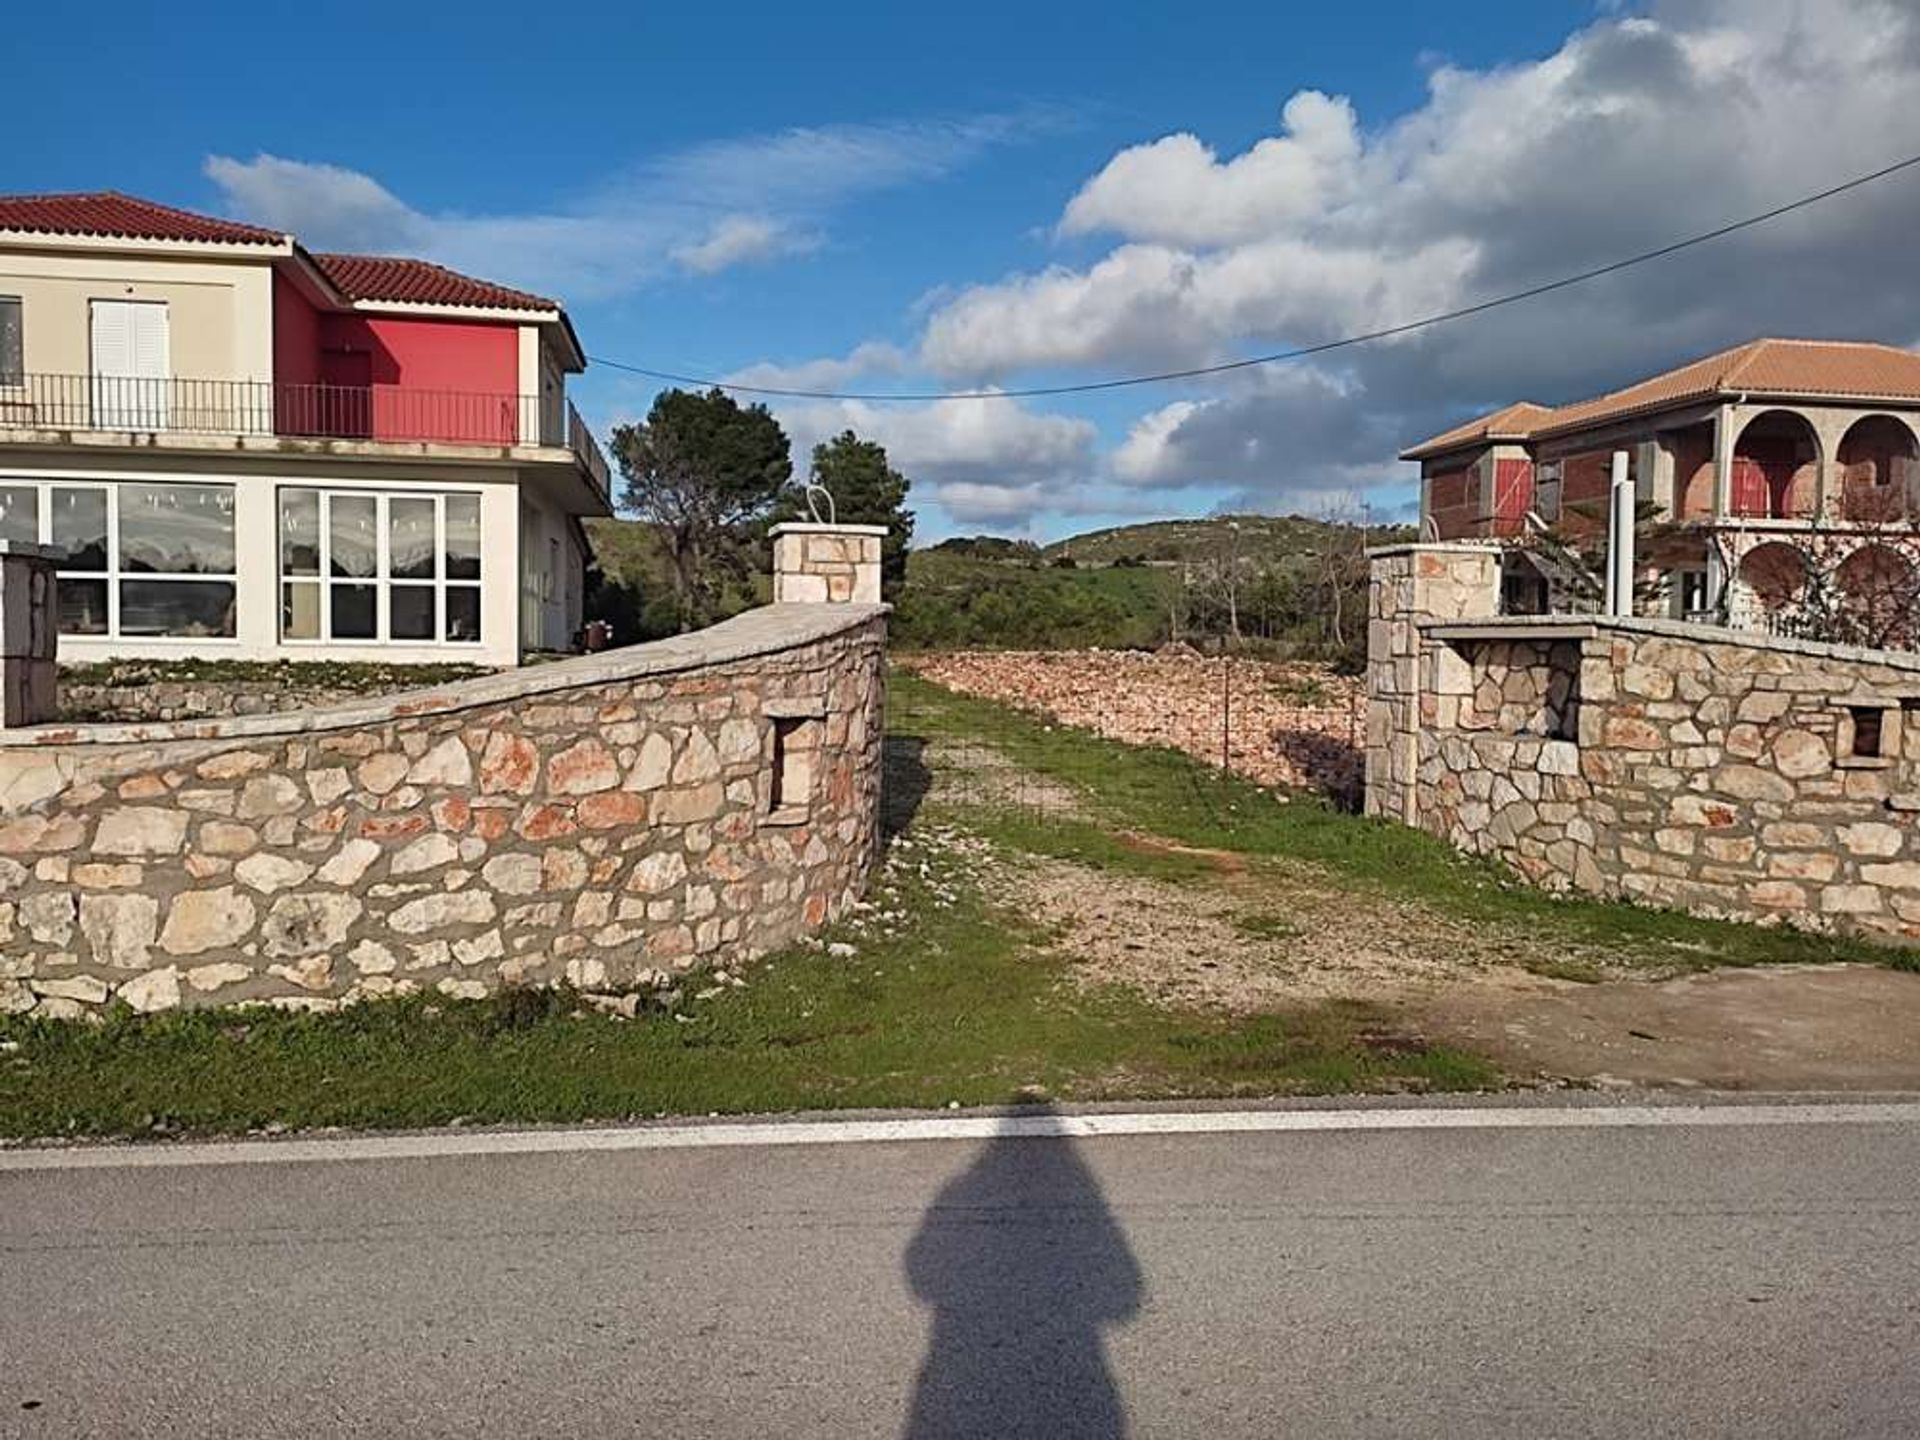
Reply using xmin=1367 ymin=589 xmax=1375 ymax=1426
xmin=781 ymin=430 xmax=915 ymax=597
xmin=609 ymin=388 xmax=792 ymax=630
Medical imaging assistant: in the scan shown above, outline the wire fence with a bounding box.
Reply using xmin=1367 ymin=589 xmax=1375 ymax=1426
xmin=884 ymin=649 xmax=1366 ymax=837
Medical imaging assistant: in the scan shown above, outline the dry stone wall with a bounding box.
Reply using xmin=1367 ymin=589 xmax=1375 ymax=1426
xmin=0 ymin=605 xmax=887 ymax=1017
xmin=1367 ymin=545 xmax=1920 ymax=941
xmin=58 ymin=666 xmax=495 ymax=724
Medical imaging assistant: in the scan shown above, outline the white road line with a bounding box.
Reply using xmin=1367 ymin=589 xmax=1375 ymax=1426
xmin=3 ymin=1102 xmax=1917 ymax=1173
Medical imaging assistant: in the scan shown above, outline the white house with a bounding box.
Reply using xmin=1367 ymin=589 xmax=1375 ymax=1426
xmin=0 ymin=190 xmax=611 ymax=667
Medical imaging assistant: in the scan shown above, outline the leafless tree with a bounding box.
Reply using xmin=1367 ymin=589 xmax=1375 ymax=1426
xmin=1718 ymin=518 xmax=1920 ymax=650
xmin=1310 ymin=496 xmax=1371 ymax=660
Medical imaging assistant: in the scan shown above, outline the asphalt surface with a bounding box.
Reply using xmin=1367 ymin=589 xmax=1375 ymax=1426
xmin=5 ymin=1105 xmax=1919 ymax=1438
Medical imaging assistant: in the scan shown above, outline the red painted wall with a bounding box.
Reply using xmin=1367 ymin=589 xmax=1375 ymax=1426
xmin=321 ymin=315 xmax=520 ymax=444
xmin=272 ymin=275 xmax=323 ymax=387
xmin=271 ymin=295 xmax=523 ymax=444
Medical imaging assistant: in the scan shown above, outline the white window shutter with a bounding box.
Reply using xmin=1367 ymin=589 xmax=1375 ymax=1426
xmin=131 ymin=303 xmax=169 ymax=380
xmin=90 ymin=301 xmax=134 ymax=377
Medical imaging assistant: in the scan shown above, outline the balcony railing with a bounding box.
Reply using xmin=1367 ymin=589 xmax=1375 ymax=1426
xmin=0 ymin=372 xmax=608 ymax=497
xmin=567 ymin=400 xmax=612 ymax=501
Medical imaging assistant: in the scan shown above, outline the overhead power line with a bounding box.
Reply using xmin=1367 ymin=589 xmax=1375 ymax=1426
xmin=588 ymin=150 xmax=1920 ymax=404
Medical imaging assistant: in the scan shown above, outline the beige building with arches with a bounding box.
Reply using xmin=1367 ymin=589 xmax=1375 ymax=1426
xmin=1403 ymin=338 xmax=1920 ymax=642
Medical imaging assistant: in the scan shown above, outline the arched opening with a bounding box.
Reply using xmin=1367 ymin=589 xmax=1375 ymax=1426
xmin=1836 ymin=415 xmax=1919 ymax=523
xmin=1731 ymin=410 xmax=1820 ymax=519
xmin=1835 ymin=543 xmax=1919 ymax=649
xmin=1737 ymin=541 xmax=1809 ymax=613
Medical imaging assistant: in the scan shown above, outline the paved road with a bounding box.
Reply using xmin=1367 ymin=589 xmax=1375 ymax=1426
xmin=4 ymin=1104 xmax=1919 ymax=1438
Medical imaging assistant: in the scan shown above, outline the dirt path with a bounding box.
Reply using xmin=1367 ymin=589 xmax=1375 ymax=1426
xmin=887 ymin=735 xmax=1920 ymax=1091
xmin=1006 ymin=852 xmax=1522 ymax=1010
xmin=1410 ymin=964 xmax=1920 ymax=1091
xmin=1000 ymin=845 xmax=1920 ymax=1091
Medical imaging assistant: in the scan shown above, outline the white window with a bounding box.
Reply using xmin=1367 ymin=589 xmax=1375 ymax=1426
xmin=90 ymin=300 xmax=171 ymax=430
xmin=0 ymin=480 xmax=236 ymax=638
xmin=0 ymin=298 xmax=21 ymax=387
xmin=280 ymin=488 xmax=482 ymax=645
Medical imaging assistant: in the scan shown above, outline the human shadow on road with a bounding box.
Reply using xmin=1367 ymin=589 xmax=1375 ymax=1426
xmin=901 ymin=1104 xmax=1144 ymax=1439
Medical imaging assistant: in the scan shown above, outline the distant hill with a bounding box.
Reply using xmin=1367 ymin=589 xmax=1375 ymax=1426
xmin=1041 ymin=513 xmax=1408 ymax=567
xmin=584 ymin=511 xmax=1407 ymax=658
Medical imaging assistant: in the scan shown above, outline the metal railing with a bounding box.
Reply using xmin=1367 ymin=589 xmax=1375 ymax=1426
xmin=568 ymin=400 xmax=612 ymax=501
xmin=0 ymin=373 xmax=608 ymax=489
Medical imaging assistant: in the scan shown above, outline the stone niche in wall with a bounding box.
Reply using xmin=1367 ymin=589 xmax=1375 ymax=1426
xmin=1433 ymin=636 xmax=1581 ymax=741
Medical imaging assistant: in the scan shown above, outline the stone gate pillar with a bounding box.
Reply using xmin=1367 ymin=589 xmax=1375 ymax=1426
xmin=1364 ymin=543 xmax=1500 ymax=823
xmin=770 ymin=523 xmax=889 ymax=604
xmin=0 ymin=541 xmax=57 ymax=728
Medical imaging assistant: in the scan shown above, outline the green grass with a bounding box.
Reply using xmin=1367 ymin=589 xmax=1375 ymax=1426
xmin=59 ymin=658 xmax=494 ymax=691
xmin=583 ymin=511 xmax=1402 ymax=654
xmin=17 ymin=666 xmax=1893 ymax=1144
xmin=0 ymin=849 xmax=1491 ymax=1140
xmin=890 ymin=671 xmax=1906 ymax=975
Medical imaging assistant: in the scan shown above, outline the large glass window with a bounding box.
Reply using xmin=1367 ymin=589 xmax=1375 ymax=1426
xmin=280 ymin=488 xmax=483 ymax=645
xmin=0 ymin=480 xmax=235 ymax=638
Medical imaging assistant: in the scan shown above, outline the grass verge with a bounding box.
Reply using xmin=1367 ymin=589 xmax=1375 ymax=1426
xmin=890 ymin=670 xmax=1909 ymax=975
xmin=0 ymin=828 xmax=1492 ymax=1142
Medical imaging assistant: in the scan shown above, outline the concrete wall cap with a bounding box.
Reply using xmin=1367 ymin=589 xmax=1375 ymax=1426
xmin=5 ymin=603 xmax=889 ymax=749
xmin=1421 ymin=612 xmax=1920 ymax=675
xmin=769 ymin=522 xmax=890 ymax=537
xmin=1365 ymin=542 xmax=1500 ymax=559
xmin=0 ymin=541 xmax=59 ymax=561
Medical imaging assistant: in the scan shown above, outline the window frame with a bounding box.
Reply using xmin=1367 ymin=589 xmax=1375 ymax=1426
xmin=278 ymin=485 xmax=485 ymax=648
xmin=0 ymin=477 xmax=238 ymax=641
xmin=0 ymin=296 xmax=21 ymax=388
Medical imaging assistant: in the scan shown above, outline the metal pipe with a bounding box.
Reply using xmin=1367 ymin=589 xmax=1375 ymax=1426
xmin=1606 ymin=449 xmax=1635 ymax=616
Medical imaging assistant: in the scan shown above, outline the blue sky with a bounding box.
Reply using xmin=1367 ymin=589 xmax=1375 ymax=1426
xmin=13 ymin=0 xmax=1920 ymax=541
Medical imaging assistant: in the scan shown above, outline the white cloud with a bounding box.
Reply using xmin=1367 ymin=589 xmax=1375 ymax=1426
xmin=205 ymin=110 xmax=1057 ymax=299
xmin=1059 ymin=90 xmax=1364 ymax=248
xmin=774 ymin=392 xmax=1099 ymax=528
xmin=203 ymin=155 xmax=432 ymax=252
xmin=903 ymin=0 xmax=1920 ymax=525
xmin=671 ymin=216 xmax=812 ymax=274
xmin=723 ymin=342 xmax=911 ymax=393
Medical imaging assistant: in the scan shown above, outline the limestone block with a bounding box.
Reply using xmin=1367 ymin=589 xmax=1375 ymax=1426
xmin=1839 ymin=823 xmax=1904 ymax=858
xmin=118 ymin=967 xmax=182 ymax=1013
xmin=159 ymin=888 xmax=257 ymax=956
xmin=94 ymin=806 xmax=188 ymax=857
xmin=78 ymin=893 xmax=159 ymax=969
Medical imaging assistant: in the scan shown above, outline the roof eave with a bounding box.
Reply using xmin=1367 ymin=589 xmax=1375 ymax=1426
xmin=0 ymin=228 xmax=293 ymax=258
xmin=1401 ymin=431 xmax=1529 ymax=463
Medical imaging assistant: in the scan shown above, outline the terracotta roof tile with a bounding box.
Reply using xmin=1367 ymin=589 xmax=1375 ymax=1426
xmin=1536 ymin=338 xmax=1920 ymax=435
xmin=0 ymin=191 xmax=285 ymax=245
xmin=1405 ymin=340 xmax=1920 ymax=460
xmin=1401 ymin=401 xmax=1553 ymax=460
xmin=312 ymin=254 xmax=559 ymax=313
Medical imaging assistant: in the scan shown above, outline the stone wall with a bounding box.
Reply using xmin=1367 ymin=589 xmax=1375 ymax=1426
xmin=0 ymin=603 xmax=888 ymax=1017
xmin=772 ymin=523 xmax=885 ymax=604
xmin=1368 ymin=545 xmax=1920 ymax=941
xmin=1447 ymin=636 xmax=1581 ymax=740
xmin=1365 ymin=544 xmax=1501 ymax=824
